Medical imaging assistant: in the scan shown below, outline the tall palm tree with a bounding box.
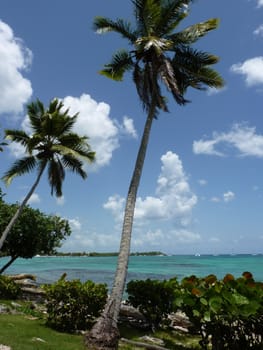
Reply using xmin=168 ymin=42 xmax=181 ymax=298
xmin=86 ymin=1 xmax=224 ymax=349
xmin=0 ymin=98 xmax=95 ymax=251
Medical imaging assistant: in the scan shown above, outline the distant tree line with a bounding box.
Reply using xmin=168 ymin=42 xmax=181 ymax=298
xmin=53 ymin=251 xmax=166 ymax=257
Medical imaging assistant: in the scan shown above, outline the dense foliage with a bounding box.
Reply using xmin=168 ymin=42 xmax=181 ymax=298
xmin=177 ymin=272 xmax=263 ymax=349
xmin=127 ymin=278 xmax=179 ymax=329
xmin=127 ymin=272 xmax=263 ymax=349
xmin=0 ymin=275 xmax=21 ymax=299
xmin=0 ymin=192 xmax=71 ymax=273
xmin=44 ymin=275 xmax=108 ymax=333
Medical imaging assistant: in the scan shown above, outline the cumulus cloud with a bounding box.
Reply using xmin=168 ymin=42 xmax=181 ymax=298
xmin=62 ymin=230 xmax=120 ymax=252
xmin=27 ymin=193 xmax=40 ymax=204
xmin=104 ymin=151 xmax=197 ymax=226
xmin=7 ymin=94 xmax=137 ymax=171
xmin=0 ymin=20 xmax=32 ymax=115
xmin=254 ymin=24 xmax=263 ymax=36
xmin=121 ymin=116 xmax=138 ymax=138
xmin=210 ymin=191 xmax=235 ymax=203
xmin=56 ymin=196 xmax=65 ymax=206
xmin=193 ymin=123 xmax=263 ymax=158
xmin=223 ymin=191 xmax=235 ymax=202
xmin=230 ymin=57 xmax=263 ymax=86
xmin=62 ymin=94 xmax=119 ymax=170
xmin=68 ymin=218 xmax=82 ymax=231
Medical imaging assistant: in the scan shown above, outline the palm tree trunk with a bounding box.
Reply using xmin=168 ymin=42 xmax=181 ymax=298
xmin=85 ymin=104 xmax=156 ymax=350
xmin=0 ymin=255 xmax=18 ymax=274
xmin=0 ymin=164 xmax=46 ymax=251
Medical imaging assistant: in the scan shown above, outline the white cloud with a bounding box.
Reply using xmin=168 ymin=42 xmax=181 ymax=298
xmin=121 ymin=116 xmax=138 ymax=138
xmin=62 ymin=94 xmax=119 ymax=170
xmin=210 ymin=191 xmax=235 ymax=203
xmin=256 ymin=0 xmax=263 ymax=7
xmin=172 ymin=230 xmax=201 ymax=243
xmin=56 ymin=195 xmax=65 ymax=206
xmin=8 ymin=93 xmax=135 ymax=170
xmin=193 ymin=123 xmax=263 ymax=158
xmin=104 ymin=151 xmax=197 ymax=226
xmin=223 ymin=191 xmax=235 ymax=202
xmin=211 ymin=196 xmax=221 ymax=203
xmin=0 ymin=20 xmax=32 ymax=115
xmin=68 ymin=218 xmax=82 ymax=231
xmin=193 ymin=139 xmax=224 ymax=156
xmin=254 ymin=24 xmax=263 ymax=36
xmin=62 ymin=230 xmax=120 ymax=252
xmin=198 ymin=179 xmax=207 ymax=186
xmin=207 ymin=86 xmax=227 ymax=96
xmin=27 ymin=192 xmax=40 ymax=204
xmin=230 ymin=57 xmax=263 ymax=86
xmin=103 ymin=195 xmax=125 ymax=222
xmin=7 ymin=142 xmax=26 ymax=158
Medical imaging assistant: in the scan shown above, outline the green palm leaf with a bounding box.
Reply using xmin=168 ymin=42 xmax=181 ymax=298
xmin=62 ymin=155 xmax=87 ymax=179
xmin=170 ymin=18 xmax=219 ymax=45
xmin=94 ymin=17 xmax=137 ymax=42
xmin=48 ymin=158 xmax=65 ymax=197
xmin=5 ymin=129 xmax=30 ymax=147
xmin=2 ymin=156 xmax=37 ymax=186
xmin=100 ymin=50 xmax=134 ymax=81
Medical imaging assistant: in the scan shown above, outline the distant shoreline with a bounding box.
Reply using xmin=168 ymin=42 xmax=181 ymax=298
xmin=50 ymin=251 xmax=167 ymax=257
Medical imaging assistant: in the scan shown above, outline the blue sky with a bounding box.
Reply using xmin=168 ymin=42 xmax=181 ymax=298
xmin=1 ymin=0 xmax=263 ymax=254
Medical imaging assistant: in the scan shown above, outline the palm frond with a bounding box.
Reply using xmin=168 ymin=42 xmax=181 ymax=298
xmin=48 ymin=158 xmax=65 ymax=197
xmin=133 ymin=62 xmax=166 ymax=115
xmin=156 ymin=0 xmax=192 ymax=36
xmin=50 ymin=144 xmax=94 ymax=163
xmin=173 ymin=47 xmax=220 ymax=71
xmin=100 ymin=50 xmax=134 ymax=81
xmin=190 ymin=67 xmax=224 ymax=89
xmin=169 ymin=18 xmax=219 ymax=45
xmin=27 ymin=99 xmax=45 ymax=133
xmin=159 ymin=57 xmax=188 ymax=105
xmin=134 ymin=0 xmax=162 ymax=36
xmin=93 ymin=17 xmax=137 ymax=42
xmin=62 ymin=155 xmax=87 ymax=179
xmin=171 ymin=49 xmax=224 ymax=92
xmin=4 ymin=129 xmax=30 ymax=147
xmin=2 ymin=156 xmax=37 ymax=186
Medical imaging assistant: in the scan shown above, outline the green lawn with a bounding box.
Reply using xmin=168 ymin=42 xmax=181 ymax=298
xmin=0 ymin=314 xmax=85 ymax=350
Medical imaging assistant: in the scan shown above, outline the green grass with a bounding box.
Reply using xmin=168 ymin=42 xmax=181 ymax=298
xmin=0 ymin=314 xmax=85 ymax=350
xmin=0 ymin=300 xmax=201 ymax=350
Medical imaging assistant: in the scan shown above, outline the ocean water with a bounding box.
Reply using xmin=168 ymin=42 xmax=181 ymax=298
xmin=1 ymin=254 xmax=263 ymax=290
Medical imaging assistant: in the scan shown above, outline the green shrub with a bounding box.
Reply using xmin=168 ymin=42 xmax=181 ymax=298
xmin=44 ymin=275 xmax=108 ymax=333
xmin=176 ymin=272 xmax=263 ymax=349
xmin=0 ymin=275 xmax=21 ymax=299
xmin=126 ymin=278 xmax=179 ymax=329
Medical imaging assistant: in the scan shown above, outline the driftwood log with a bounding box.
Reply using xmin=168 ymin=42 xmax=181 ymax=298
xmin=8 ymin=273 xmax=36 ymax=281
xmin=9 ymin=274 xmax=45 ymax=302
xmin=120 ymin=338 xmax=169 ymax=350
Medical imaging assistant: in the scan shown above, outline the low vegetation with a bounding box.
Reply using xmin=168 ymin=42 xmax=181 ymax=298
xmin=43 ymin=274 xmax=108 ymax=333
xmin=0 ymin=272 xmax=262 ymax=349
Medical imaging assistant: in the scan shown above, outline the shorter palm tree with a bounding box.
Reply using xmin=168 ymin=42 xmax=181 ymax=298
xmin=0 ymin=98 xmax=95 ymax=251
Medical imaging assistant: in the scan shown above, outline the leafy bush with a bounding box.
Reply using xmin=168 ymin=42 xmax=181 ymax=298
xmin=0 ymin=275 xmax=21 ymax=299
xmin=126 ymin=278 xmax=179 ymax=329
xmin=44 ymin=275 xmax=108 ymax=333
xmin=175 ymin=272 xmax=263 ymax=349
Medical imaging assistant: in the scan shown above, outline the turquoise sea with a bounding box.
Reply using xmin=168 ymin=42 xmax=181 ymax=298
xmin=1 ymin=254 xmax=263 ymax=289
